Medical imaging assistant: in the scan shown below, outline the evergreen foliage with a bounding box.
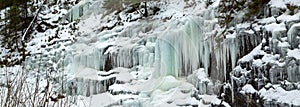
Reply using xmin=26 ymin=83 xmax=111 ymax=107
xmin=245 ymin=0 xmax=270 ymax=17
xmin=218 ymin=0 xmax=245 ymax=28
xmin=0 ymin=0 xmax=33 ymax=66
xmin=103 ymin=0 xmax=155 ymax=17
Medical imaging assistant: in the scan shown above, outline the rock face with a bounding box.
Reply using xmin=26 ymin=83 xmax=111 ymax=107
xmin=20 ymin=0 xmax=300 ymax=106
xmin=286 ymin=58 xmax=300 ymax=82
xmin=229 ymin=2 xmax=300 ymax=106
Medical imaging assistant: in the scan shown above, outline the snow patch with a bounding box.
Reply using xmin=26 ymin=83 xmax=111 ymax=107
xmin=287 ymin=49 xmax=300 ymax=59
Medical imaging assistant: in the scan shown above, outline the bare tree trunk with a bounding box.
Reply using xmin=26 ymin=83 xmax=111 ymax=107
xmin=144 ymin=0 xmax=148 ymax=17
xmin=4 ymin=67 xmax=11 ymax=107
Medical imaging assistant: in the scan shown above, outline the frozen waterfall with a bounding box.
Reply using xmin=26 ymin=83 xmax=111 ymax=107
xmin=63 ymin=0 xmax=264 ymax=97
xmin=154 ymin=18 xmax=204 ymax=78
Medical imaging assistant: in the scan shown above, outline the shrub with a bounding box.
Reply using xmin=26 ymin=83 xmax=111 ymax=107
xmin=218 ymin=0 xmax=270 ymax=28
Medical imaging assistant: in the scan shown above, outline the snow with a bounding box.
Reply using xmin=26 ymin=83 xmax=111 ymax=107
xmin=264 ymin=23 xmax=286 ymax=32
xmin=77 ymin=13 xmax=102 ymax=35
xmin=74 ymin=67 xmax=99 ymax=79
xmin=253 ymin=59 xmax=263 ymax=67
xmin=262 ymin=54 xmax=278 ymax=63
xmin=268 ymin=0 xmax=300 ymax=7
xmin=109 ymin=84 xmax=131 ymax=92
xmin=240 ymin=84 xmax=258 ymax=94
xmin=113 ymin=67 xmax=134 ymax=83
xmin=196 ymin=68 xmax=210 ymax=82
xmin=277 ymin=13 xmax=300 ymax=22
xmin=289 ymin=0 xmax=300 ymax=6
xmin=200 ymin=95 xmax=231 ymax=107
xmin=153 ymin=0 xmax=184 ymax=19
xmin=157 ymin=76 xmax=182 ymax=91
xmin=82 ymin=92 xmax=115 ymax=107
xmin=239 ymin=44 xmax=264 ymax=62
xmin=287 ymin=49 xmax=300 ymax=59
xmin=211 ymin=0 xmax=221 ymax=8
xmin=269 ymin=0 xmax=287 ymax=8
xmin=259 ymin=85 xmax=300 ymax=106
xmin=278 ymin=41 xmax=290 ymax=47
xmin=225 ymin=32 xmax=237 ymax=38
xmin=0 ymin=9 xmax=4 ymax=19
xmin=258 ymin=17 xmax=276 ymax=24
xmin=244 ymin=30 xmax=254 ymax=34
xmin=149 ymin=88 xmax=179 ymax=106
xmin=236 ymin=23 xmax=251 ymax=29
xmin=265 ymin=83 xmax=273 ymax=89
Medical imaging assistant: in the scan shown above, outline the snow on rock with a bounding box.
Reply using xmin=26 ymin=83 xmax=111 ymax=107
xmin=258 ymin=17 xmax=276 ymax=24
xmin=187 ymin=68 xmax=211 ymax=95
xmin=287 ymin=49 xmax=300 ymax=59
xmin=238 ymin=44 xmax=265 ymax=63
xmin=111 ymin=67 xmax=134 ymax=83
xmin=240 ymin=84 xmax=258 ymax=94
xmin=108 ymin=83 xmax=125 ymax=92
xmin=269 ymin=0 xmax=287 ymax=8
xmin=259 ymin=85 xmax=300 ymax=106
xmin=76 ymin=13 xmax=103 ymax=35
xmin=75 ymin=67 xmax=101 ymax=80
xmin=82 ymin=92 xmax=115 ymax=107
xmin=289 ymin=0 xmax=300 ymax=6
xmin=264 ymin=23 xmax=286 ymax=32
xmin=277 ymin=12 xmax=300 ymax=23
xmin=156 ymin=76 xmax=182 ymax=91
xmin=200 ymin=95 xmax=231 ymax=107
xmin=196 ymin=68 xmax=210 ymax=82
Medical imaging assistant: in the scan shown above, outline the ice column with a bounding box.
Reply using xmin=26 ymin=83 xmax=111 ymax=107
xmin=154 ymin=18 xmax=205 ymax=78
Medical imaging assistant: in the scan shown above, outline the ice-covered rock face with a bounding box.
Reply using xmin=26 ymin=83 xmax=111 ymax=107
xmin=54 ymin=0 xmax=300 ymax=106
xmin=228 ymin=1 xmax=300 ymax=105
xmin=287 ymin=23 xmax=300 ymax=49
xmin=154 ymin=18 xmax=262 ymax=83
xmin=68 ymin=22 xmax=157 ymax=73
xmin=64 ymin=0 xmax=267 ymax=98
xmin=65 ymin=0 xmax=103 ymax=22
xmin=7 ymin=0 xmax=300 ymax=106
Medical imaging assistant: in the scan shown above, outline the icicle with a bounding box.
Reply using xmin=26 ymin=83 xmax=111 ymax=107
xmin=203 ymin=41 xmax=210 ymax=74
xmin=222 ymin=42 xmax=227 ymax=81
xmin=94 ymin=48 xmax=101 ymax=70
xmin=154 ymin=18 xmax=205 ymax=78
xmin=230 ymin=72 xmax=234 ymax=103
xmin=230 ymin=38 xmax=237 ymax=70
